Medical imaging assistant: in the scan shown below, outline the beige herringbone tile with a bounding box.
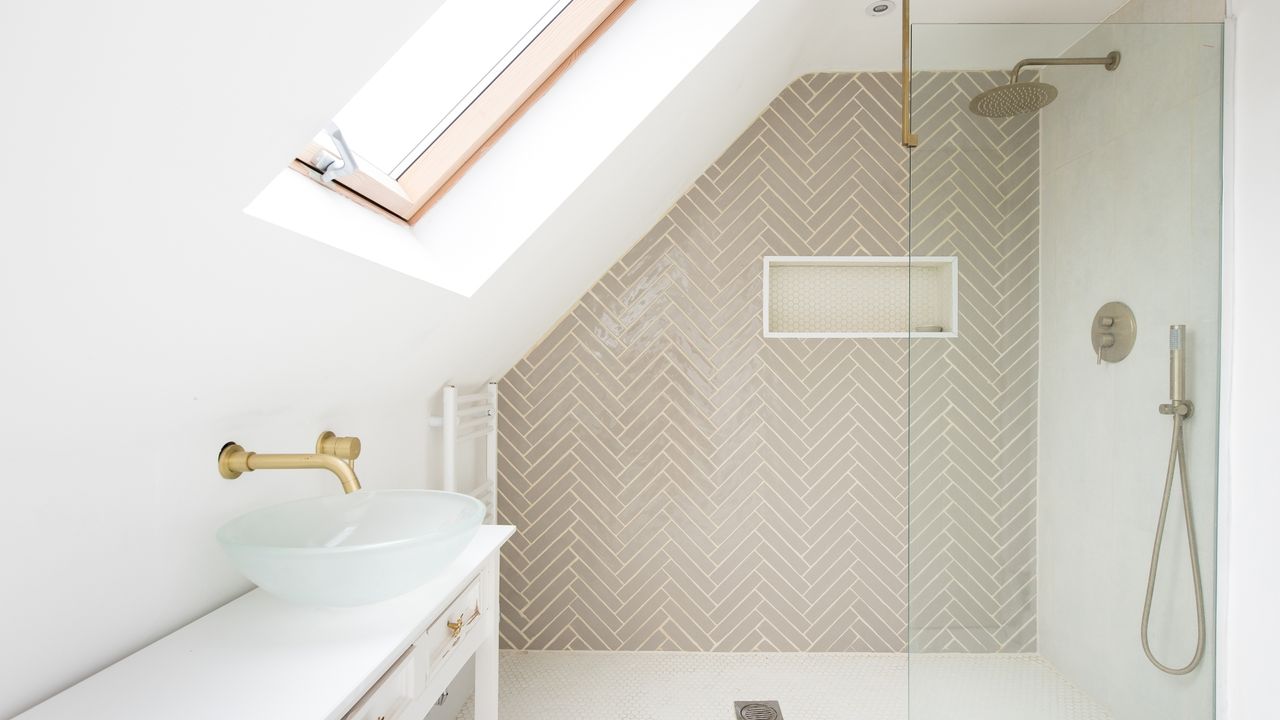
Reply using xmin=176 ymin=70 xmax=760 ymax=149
xmin=497 ymin=72 xmax=1038 ymax=653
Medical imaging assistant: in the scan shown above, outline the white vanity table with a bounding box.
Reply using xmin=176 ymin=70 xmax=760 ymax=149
xmin=19 ymin=526 xmax=514 ymax=720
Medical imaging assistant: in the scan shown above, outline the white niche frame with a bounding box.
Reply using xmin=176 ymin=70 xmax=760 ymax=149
xmin=762 ymin=256 xmax=959 ymax=339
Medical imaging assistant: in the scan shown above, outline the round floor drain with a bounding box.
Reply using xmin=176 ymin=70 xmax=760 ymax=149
xmin=738 ymin=704 xmax=779 ymax=720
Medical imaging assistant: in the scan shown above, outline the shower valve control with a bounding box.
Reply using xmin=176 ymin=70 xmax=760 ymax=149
xmin=1091 ymin=301 xmax=1136 ymax=365
xmin=1096 ymin=333 xmax=1115 ymax=365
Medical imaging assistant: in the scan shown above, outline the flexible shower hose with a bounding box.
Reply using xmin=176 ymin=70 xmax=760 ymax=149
xmin=1140 ymin=412 xmax=1206 ymax=675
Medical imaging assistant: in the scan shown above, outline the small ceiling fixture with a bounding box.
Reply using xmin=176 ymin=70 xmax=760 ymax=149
xmin=866 ymin=0 xmax=895 ymax=16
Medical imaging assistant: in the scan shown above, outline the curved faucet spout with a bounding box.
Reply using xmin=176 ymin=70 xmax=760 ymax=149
xmin=218 ymin=432 xmax=363 ymax=494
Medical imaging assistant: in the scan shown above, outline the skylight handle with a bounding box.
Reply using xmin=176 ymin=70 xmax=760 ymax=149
xmin=316 ymin=123 xmax=359 ymax=183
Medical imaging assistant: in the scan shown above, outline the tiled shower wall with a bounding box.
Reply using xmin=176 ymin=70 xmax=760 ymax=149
xmin=497 ymin=72 xmax=1038 ymax=652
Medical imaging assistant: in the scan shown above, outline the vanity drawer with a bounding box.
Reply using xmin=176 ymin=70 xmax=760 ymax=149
xmin=343 ymin=645 xmax=415 ymax=720
xmin=344 ymin=575 xmax=484 ymax=719
xmin=414 ymin=574 xmax=483 ymax=684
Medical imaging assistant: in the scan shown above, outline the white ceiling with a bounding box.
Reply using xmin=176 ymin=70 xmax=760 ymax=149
xmin=914 ymin=0 xmax=1129 ymax=23
xmin=794 ymin=0 xmax=1131 ymax=72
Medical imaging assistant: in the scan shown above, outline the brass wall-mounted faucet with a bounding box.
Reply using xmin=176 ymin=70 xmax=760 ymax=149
xmin=218 ymin=431 xmax=363 ymax=493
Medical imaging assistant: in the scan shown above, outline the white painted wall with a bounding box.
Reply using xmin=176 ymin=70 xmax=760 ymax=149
xmin=0 ymin=3 xmax=448 ymax=714
xmin=1037 ymin=17 xmax=1224 ymax=720
xmin=1223 ymin=1 xmax=1280 ymax=718
xmin=0 ymin=0 xmax=819 ymax=715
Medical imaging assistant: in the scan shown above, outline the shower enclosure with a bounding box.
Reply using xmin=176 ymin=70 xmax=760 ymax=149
xmin=447 ymin=9 xmax=1224 ymax=720
xmin=906 ymin=19 xmax=1223 ymax=720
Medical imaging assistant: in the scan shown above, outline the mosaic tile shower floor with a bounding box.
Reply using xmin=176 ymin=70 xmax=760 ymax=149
xmin=454 ymin=651 xmax=1110 ymax=720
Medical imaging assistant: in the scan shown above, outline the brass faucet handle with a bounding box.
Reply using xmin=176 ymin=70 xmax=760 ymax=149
xmin=316 ymin=431 xmax=361 ymax=460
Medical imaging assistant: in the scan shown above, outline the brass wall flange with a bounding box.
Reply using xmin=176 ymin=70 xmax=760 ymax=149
xmin=218 ymin=442 xmax=250 ymax=479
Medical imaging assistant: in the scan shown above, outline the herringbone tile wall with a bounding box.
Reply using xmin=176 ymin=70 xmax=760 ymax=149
xmin=496 ymin=72 xmax=1038 ymax=653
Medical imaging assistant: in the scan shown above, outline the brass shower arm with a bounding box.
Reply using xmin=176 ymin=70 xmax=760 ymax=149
xmin=1009 ymin=52 xmax=1121 ymax=83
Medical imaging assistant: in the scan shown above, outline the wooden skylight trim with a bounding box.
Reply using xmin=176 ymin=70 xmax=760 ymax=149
xmin=292 ymin=0 xmax=634 ymax=225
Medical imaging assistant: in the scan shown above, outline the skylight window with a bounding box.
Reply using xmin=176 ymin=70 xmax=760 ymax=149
xmin=293 ymin=0 xmax=632 ymax=225
xmin=334 ymin=0 xmax=570 ymax=177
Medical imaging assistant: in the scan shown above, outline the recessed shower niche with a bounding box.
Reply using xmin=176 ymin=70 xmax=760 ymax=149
xmin=762 ymin=256 xmax=958 ymax=338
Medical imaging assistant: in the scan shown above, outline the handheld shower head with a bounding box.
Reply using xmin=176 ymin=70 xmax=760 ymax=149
xmin=1170 ymin=324 xmax=1186 ymax=403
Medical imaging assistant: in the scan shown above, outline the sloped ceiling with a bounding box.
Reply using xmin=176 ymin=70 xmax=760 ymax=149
xmin=247 ymin=0 xmax=1132 ymax=394
xmin=388 ymin=0 xmax=1131 ymax=385
xmin=915 ymin=0 xmax=1127 ymax=22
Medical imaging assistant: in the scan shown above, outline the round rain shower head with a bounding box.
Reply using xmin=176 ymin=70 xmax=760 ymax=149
xmin=969 ymin=81 xmax=1059 ymax=118
xmin=969 ymin=51 xmax=1119 ymax=119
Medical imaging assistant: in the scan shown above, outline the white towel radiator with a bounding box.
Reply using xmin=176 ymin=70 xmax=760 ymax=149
xmin=429 ymin=383 xmax=498 ymax=524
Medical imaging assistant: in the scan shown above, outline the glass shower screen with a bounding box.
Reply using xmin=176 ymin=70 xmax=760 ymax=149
xmin=906 ymin=20 xmax=1223 ymax=720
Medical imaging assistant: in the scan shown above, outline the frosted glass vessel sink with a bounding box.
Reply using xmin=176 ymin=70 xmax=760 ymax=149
xmin=217 ymin=490 xmax=485 ymax=607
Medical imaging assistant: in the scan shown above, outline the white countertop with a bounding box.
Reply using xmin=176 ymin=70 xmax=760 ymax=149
xmin=19 ymin=525 xmax=515 ymax=720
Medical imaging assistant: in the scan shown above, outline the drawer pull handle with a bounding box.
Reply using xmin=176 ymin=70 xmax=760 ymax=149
xmin=446 ymin=615 xmax=464 ymax=637
xmin=446 ymin=607 xmax=481 ymax=639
